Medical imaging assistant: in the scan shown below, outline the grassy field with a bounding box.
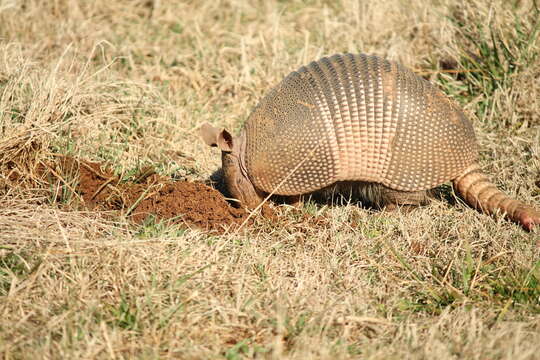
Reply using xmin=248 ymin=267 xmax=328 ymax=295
xmin=1 ymin=0 xmax=540 ymax=359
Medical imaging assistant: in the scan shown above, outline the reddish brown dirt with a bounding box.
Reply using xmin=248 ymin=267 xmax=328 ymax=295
xmin=2 ymin=155 xmax=329 ymax=233
xmin=130 ymin=182 xmax=249 ymax=230
xmin=45 ymin=157 xmax=256 ymax=232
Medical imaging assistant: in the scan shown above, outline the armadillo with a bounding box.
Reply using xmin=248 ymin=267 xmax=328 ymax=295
xmin=200 ymin=53 xmax=540 ymax=230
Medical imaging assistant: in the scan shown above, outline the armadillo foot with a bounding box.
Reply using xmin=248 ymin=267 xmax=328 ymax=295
xmin=288 ymin=195 xmax=304 ymax=209
xmin=383 ymin=203 xmax=417 ymax=213
xmin=380 ymin=187 xmax=432 ymax=208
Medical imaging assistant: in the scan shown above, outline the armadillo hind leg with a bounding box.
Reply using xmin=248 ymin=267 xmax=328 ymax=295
xmin=380 ymin=187 xmax=433 ymax=212
xmin=302 ymin=181 xmax=432 ymax=209
xmin=453 ymin=164 xmax=540 ymax=231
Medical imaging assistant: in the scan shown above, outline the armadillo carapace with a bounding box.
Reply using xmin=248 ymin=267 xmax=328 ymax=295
xmin=200 ymin=53 xmax=540 ymax=230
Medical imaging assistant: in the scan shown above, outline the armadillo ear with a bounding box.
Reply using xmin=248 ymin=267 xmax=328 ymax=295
xmin=216 ymin=129 xmax=234 ymax=152
xmin=199 ymin=122 xmax=221 ymax=147
xmin=198 ymin=122 xmax=234 ymax=152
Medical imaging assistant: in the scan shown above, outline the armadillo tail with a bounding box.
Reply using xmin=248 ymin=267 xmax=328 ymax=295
xmin=453 ymin=165 xmax=540 ymax=231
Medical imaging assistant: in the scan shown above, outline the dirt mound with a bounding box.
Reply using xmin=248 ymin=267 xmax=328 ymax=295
xmin=45 ymin=157 xmax=254 ymax=232
xmin=130 ymin=182 xmax=249 ymax=230
xmin=2 ymin=155 xmax=327 ymax=232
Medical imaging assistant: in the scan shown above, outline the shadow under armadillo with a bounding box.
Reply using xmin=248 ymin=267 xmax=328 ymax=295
xmin=206 ymin=167 xmax=458 ymax=213
xmin=283 ymin=181 xmax=458 ymax=212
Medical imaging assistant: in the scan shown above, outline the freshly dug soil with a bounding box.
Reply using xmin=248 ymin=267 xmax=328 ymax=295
xmin=3 ymin=155 xmax=327 ymax=233
xmin=130 ymin=182 xmax=249 ymax=230
xmin=51 ymin=157 xmax=254 ymax=232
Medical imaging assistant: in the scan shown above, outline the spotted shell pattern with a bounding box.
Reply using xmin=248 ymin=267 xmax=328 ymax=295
xmin=243 ymin=53 xmax=477 ymax=195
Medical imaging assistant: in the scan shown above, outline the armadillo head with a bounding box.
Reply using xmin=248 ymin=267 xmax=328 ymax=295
xmin=199 ymin=122 xmax=264 ymax=208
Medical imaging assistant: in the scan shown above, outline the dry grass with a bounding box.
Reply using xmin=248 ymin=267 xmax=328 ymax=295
xmin=1 ymin=0 xmax=540 ymax=359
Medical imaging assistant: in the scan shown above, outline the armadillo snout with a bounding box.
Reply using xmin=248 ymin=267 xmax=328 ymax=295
xmin=222 ymin=151 xmax=263 ymax=208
